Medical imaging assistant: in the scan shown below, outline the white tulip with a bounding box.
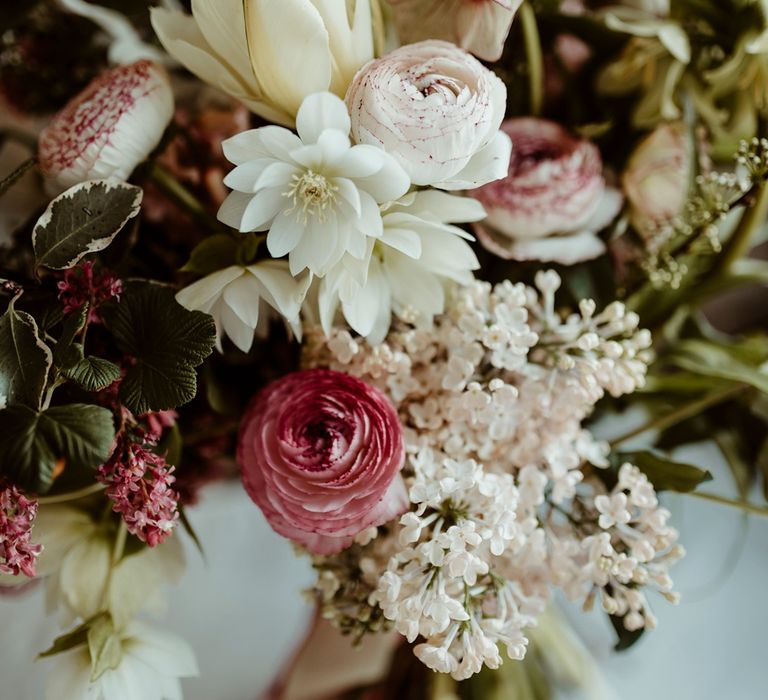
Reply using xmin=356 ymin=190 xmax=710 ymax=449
xmin=176 ymin=261 xmax=310 ymax=352
xmin=345 ymin=40 xmax=511 ymax=190
xmin=38 ymin=61 xmax=173 ymax=192
xmin=151 ymin=0 xmax=376 ymax=126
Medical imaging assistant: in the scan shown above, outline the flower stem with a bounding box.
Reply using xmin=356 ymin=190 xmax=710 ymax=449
xmin=609 ymin=383 xmax=748 ymax=447
xmin=713 ymin=180 xmax=768 ymax=275
xmin=0 ymin=156 xmax=37 ymax=198
xmin=520 ymin=2 xmax=544 ymax=116
xmin=147 ymin=162 xmax=222 ymax=233
xmin=686 ymin=490 xmax=768 ymax=518
xmin=37 ymin=482 xmax=105 ymax=505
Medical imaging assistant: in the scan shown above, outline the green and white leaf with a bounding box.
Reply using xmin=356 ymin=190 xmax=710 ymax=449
xmin=64 ymin=357 xmax=121 ymax=392
xmin=33 ymin=179 xmax=142 ymax=270
xmin=0 ymin=298 xmax=52 ymax=410
xmin=88 ymin=615 xmax=123 ymax=681
xmin=105 ymin=283 xmax=216 ymax=414
xmin=0 ymin=403 xmax=115 ymax=493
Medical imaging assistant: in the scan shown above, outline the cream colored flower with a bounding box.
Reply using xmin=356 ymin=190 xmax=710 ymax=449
xmin=623 ymin=122 xmax=690 ymax=240
xmin=386 ymin=0 xmax=522 ymax=61
xmin=150 ymin=0 xmax=376 ymax=126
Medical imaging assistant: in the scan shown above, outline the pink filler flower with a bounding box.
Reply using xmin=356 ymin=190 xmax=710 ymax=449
xmin=0 ymin=483 xmax=42 ymax=578
xmin=238 ymin=369 xmax=408 ymax=555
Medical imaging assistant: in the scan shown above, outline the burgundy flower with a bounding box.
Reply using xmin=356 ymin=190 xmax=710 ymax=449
xmin=57 ymin=261 xmax=122 ymax=324
xmin=472 ymin=118 xmax=623 ymax=265
xmin=238 ymin=369 xmax=408 ymax=555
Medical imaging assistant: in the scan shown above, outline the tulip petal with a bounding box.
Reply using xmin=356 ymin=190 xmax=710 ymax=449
xmin=244 ymin=0 xmax=332 ymax=118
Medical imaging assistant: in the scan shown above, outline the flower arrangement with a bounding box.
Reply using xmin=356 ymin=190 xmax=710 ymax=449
xmin=0 ymin=0 xmax=767 ymax=698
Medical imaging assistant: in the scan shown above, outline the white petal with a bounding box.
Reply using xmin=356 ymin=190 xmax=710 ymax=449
xmin=380 ymin=224 xmax=422 ymax=259
xmin=60 ymin=535 xmax=110 ymax=619
xmin=342 ymin=257 xmax=388 ymax=338
xmin=221 ymin=301 xmax=257 ymax=352
xmin=355 ymin=191 xmax=383 ymax=238
xmin=583 ymin=187 xmax=624 ymax=232
xmin=336 ymin=144 xmax=388 ymax=178
xmin=296 ymin=91 xmax=351 ymax=144
xmin=176 ymin=266 xmax=245 ymax=312
xmin=405 ymin=190 xmax=487 ymax=224
xmin=217 ymin=191 xmax=254 ymax=229
xmin=223 ymin=159 xmax=274 ymax=192
xmin=239 ymin=187 xmax=287 ymax=231
xmin=45 ymin=648 xmax=93 ymax=700
xmin=244 ymin=0 xmax=332 ymax=118
xmin=433 ymin=130 xmax=512 ymax=191
xmin=350 ymin=151 xmax=411 ymax=202
xmin=126 ymin=622 xmax=199 ymax=678
xmin=317 ymin=129 xmax=352 ymax=166
xmin=222 ymin=127 xmax=303 ymax=165
xmin=190 ymin=0 xmax=255 ymax=83
xmin=247 ymin=260 xmax=310 ymax=318
xmin=504 ymin=231 xmax=607 ymax=264
xmin=317 ymin=276 xmax=341 ymax=336
xmin=333 ymin=177 xmax=361 ymax=216
xmin=266 ymin=212 xmax=304 ymax=257
xmin=222 ymin=273 xmax=262 ymax=327
xmin=386 ymin=255 xmax=444 ymax=318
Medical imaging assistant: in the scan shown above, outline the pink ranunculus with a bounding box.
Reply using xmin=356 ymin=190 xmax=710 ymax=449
xmin=386 ymin=0 xmax=523 ymax=62
xmin=345 ymin=40 xmax=511 ymax=190
xmin=471 ymin=118 xmax=623 ymax=265
xmin=38 ymin=60 xmax=173 ymax=192
xmin=238 ymin=369 xmax=408 ymax=555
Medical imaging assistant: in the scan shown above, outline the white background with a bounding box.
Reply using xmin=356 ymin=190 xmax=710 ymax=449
xmin=1 ymin=441 xmax=767 ymax=700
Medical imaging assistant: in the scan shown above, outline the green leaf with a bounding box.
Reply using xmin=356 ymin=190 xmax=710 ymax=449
xmin=38 ymin=621 xmax=90 ymax=658
xmin=104 ymin=283 xmax=216 ymax=414
xmin=0 ymin=297 xmax=53 ymax=409
xmin=181 ymin=234 xmax=241 ymax=275
xmin=179 ymin=507 xmax=205 ymax=559
xmin=621 ymin=450 xmax=713 ymax=493
xmin=0 ymin=404 xmax=115 ymax=493
xmin=33 ymin=180 xmax=142 ymax=270
xmin=64 ymin=357 xmax=121 ymax=392
xmin=53 ymin=305 xmax=89 ymax=368
xmin=667 ymin=339 xmax=768 ymax=395
xmin=88 ymin=615 xmax=123 ymax=681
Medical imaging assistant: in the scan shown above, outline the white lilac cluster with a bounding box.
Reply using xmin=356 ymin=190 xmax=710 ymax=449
xmin=304 ymin=272 xmax=680 ymax=680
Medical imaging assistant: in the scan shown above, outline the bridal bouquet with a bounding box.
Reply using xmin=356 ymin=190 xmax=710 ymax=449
xmin=1 ymin=0 xmax=767 ymax=698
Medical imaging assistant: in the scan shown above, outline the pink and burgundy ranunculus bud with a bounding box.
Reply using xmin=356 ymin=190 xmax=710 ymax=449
xmin=472 ymin=118 xmax=623 ymax=265
xmin=38 ymin=59 xmax=173 ymax=192
xmin=238 ymin=369 xmax=408 ymax=555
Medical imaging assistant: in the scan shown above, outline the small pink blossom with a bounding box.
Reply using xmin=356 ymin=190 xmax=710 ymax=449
xmin=98 ymin=442 xmax=180 ymax=547
xmin=57 ymin=261 xmax=122 ymax=324
xmin=0 ymin=484 xmax=43 ymax=578
xmin=472 ymin=118 xmax=623 ymax=264
xmin=238 ymin=369 xmax=408 ymax=555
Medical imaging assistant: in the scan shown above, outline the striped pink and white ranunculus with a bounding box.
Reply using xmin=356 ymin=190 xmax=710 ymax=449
xmin=472 ymin=118 xmax=623 ymax=265
xmin=238 ymin=369 xmax=408 ymax=555
xmin=38 ymin=60 xmax=173 ymax=192
xmin=345 ymin=40 xmax=511 ymax=190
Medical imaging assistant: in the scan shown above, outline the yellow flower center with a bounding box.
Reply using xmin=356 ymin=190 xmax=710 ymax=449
xmin=285 ymin=169 xmax=338 ymax=223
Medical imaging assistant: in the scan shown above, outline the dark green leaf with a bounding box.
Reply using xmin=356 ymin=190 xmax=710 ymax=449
xmin=38 ymin=621 xmax=90 ymax=658
xmin=621 ymin=450 xmax=713 ymax=493
xmin=53 ymin=305 xmax=88 ymax=368
xmin=609 ymin=613 xmax=645 ymax=652
xmin=181 ymin=234 xmax=241 ymax=275
xmin=88 ymin=615 xmax=122 ymax=681
xmin=0 ymin=404 xmax=115 ymax=493
xmin=64 ymin=357 xmax=121 ymax=392
xmin=104 ymin=283 xmax=216 ymax=414
xmin=33 ymin=180 xmax=142 ymax=270
xmin=0 ymin=297 xmax=53 ymax=409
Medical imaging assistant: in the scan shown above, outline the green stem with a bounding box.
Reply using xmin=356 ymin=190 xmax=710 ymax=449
xmin=713 ymin=181 xmax=768 ymax=275
xmin=609 ymin=383 xmax=748 ymax=447
xmin=147 ymin=163 xmax=222 ymax=232
xmin=0 ymin=156 xmax=37 ymax=198
xmin=38 ymin=482 xmax=105 ymax=505
xmin=520 ymin=2 xmax=544 ymax=117
xmin=687 ymin=490 xmax=768 ymax=518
